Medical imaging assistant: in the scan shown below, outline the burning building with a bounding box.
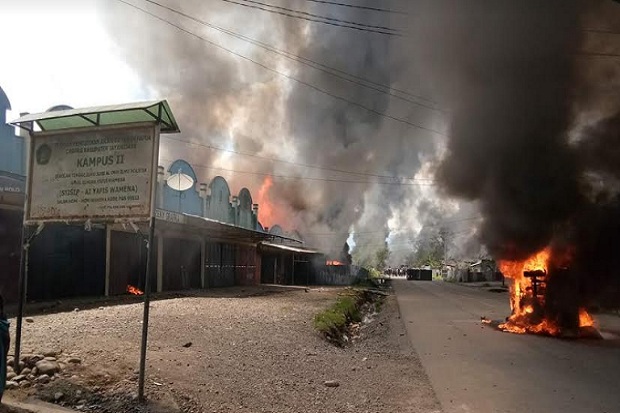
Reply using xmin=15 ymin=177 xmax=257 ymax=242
xmin=1 ymin=87 xmax=361 ymax=306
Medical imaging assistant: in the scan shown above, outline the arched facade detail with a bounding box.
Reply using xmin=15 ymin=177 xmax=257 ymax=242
xmin=269 ymin=225 xmax=284 ymax=236
xmin=236 ymin=188 xmax=254 ymax=229
xmin=207 ymin=176 xmax=233 ymax=223
xmin=0 ymin=86 xmax=25 ymax=176
xmin=162 ymin=159 xmax=202 ymax=216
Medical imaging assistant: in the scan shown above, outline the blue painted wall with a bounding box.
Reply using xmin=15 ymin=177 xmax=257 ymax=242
xmin=207 ymin=175 xmax=233 ymax=223
xmin=159 ymin=161 xmax=260 ymax=231
xmin=162 ymin=159 xmax=203 ymax=216
xmin=0 ymin=86 xmax=25 ymax=176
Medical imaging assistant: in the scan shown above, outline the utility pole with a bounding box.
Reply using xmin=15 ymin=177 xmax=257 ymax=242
xmin=439 ymin=227 xmax=449 ymax=278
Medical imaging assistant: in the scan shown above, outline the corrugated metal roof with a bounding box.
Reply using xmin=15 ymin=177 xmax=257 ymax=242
xmin=9 ymin=100 xmax=180 ymax=133
xmin=153 ymin=209 xmax=304 ymax=245
xmin=259 ymin=242 xmax=321 ymax=254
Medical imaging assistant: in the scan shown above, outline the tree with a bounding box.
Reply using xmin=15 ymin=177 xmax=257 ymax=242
xmin=409 ymin=235 xmax=445 ymax=268
xmin=375 ymin=243 xmax=390 ymax=271
xmin=352 ymin=250 xmax=373 ymax=268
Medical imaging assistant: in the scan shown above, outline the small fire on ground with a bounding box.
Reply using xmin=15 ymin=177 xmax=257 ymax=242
xmin=127 ymin=285 xmax=144 ymax=296
xmin=326 ymin=260 xmax=345 ymax=266
xmin=493 ymin=247 xmax=596 ymax=337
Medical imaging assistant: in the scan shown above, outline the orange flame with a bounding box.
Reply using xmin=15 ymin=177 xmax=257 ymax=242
xmin=326 ymin=260 xmax=345 ymax=266
xmin=499 ymin=248 xmax=551 ymax=316
xmin=498 ymin=247 xmax=594 ymax=336
xmin=256 ymin=177 xmax=276 ymax=228
xmin=579 ymin=308 xmax=594 ymax=328
xmin=127 ymin=285 xmax=144 ymax=296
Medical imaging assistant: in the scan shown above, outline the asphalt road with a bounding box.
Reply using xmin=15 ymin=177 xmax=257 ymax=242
xmin=394 ymin=280 xmax=620 ymax=413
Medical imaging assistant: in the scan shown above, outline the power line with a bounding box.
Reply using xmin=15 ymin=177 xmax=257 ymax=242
xmin=442 ymin=216 xmax=482 ymax=223
xmin=234 ymin=0 xmax=401 ymax=32
xmin=576 ymin=51 xmax=620 ymax=59
xmin=117 ymin=0 xmax=446 ymax=136
xmin=324 ymin=236 xmax=474 ymax=249
xmin=219 ymin=0 xmax=401 ymax=35
xmin=304 ymin=218 xmax=482 ymax=237
xmin=143 ymin=0 xmax=441 ymax=112
xmin=582 ymin=28 xmax=620 ymax=35
xmin=325 ymin=219 xmax=482 ymax=235
xmin=293 ymin=0 xmax=407 ymax=14
xmin=160 ymin=156 xmax=437 ymax=186
xmin=306 ymin=229 xmax=390 ymax=235
xmin=222 ymin=0 xmax=401 ymax=36
xmin=162 ymin=135 xmax=434 ymax=181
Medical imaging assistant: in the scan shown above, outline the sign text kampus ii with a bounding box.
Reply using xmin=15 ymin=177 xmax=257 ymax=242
xmin=26 ymin=123 xmax=159 ymax=223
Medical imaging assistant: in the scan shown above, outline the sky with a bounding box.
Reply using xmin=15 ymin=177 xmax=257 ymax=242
xmin=0 ymin=0 xmax=152 ymax=120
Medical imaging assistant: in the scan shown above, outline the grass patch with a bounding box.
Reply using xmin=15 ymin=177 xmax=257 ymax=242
xmin=314 ymin=290 xmax=379 ymax=346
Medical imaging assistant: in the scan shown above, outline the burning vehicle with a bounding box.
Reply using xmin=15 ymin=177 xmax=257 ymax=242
xmin=495 ymin=248 xmax=596 ymax=338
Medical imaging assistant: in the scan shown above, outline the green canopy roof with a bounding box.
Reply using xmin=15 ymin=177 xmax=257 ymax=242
xmin=9 ymin=100 xmax=179 ymax=133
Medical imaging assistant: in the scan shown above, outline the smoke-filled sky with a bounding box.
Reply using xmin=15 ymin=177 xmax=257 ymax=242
xmin=96 ymin=0 xmax=459 ymax=262
xmin=2 ymin=0 xmax=620 ymax=269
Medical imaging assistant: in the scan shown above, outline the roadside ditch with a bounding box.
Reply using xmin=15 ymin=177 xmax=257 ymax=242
xmin=313 ymin=282 xmax=389 ymax=347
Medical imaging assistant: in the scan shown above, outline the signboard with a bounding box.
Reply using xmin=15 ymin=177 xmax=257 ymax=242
xmin=155 ymin=209 xmax=186 ymax=224
xmin=0 ymin=173 xmax=25 ymax=207
xmin=26 ymin=123 xmax=159 ymax=222
xmin=0 ymin=174 xmax=25 ymax=194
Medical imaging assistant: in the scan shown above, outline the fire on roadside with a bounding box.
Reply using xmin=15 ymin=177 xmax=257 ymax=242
xmin=127 ymin=285 xmax=144 ymax=296
xmin=497 ymin=247 xmax=594 ymax=336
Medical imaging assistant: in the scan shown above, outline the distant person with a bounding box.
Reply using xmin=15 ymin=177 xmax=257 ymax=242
xmin=0 ymin=293 xmax=9 ymax=403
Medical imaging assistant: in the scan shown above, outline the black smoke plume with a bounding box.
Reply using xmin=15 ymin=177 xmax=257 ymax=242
xmin=423 ymin=0 xmax=620 ymax=305
xmin=430 ymin=0 xmax=584 ymax=260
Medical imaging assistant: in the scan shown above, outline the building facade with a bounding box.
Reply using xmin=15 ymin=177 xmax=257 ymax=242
xmin=0 ymin=87 xmax=329 ymax=304
xmin=0 ymin=87 xmax=26 ymax=303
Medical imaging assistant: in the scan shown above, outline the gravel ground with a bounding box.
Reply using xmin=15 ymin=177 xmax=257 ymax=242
xmin=5 ymin=286 xmax=441 ymax=413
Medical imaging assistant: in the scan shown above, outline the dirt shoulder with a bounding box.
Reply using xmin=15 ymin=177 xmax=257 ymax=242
xmin=5 ymin=286 xmax=440 ymax=413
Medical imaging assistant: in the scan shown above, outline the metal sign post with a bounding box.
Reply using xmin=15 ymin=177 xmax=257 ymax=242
xmin=138 ymin=124 xmax=160 ymax=401
xmin=13 ymin=184 xmax=43 ymax=374
xmin=138 ymin=216 xmax=155 ymax=400
xmin=13 ymin=225 xmax=29 ymax=373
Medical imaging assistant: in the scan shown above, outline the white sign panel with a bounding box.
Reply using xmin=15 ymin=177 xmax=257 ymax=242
xmin=26 ymin=124 xmax=159 ymax=222
xmin=155 ymin=209 xmax=186 ymax=224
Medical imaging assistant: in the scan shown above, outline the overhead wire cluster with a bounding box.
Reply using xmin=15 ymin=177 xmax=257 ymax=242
xmin=144 ymin=0 xmax=441 ymax=112
xmin=296 ymin=0 xmax=407 ymax=14
xmin=116 ymin=0 xmax=448 ymax=187
xmin=161 ymin=155 xmax=436 ymax=186
xmin=218 ymin=0 xmax=402 ymax=36
xmin=119 ymin=0 xmax=446 ymax=134
xmin=161 ymin=136 xmax=436 ymax=186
